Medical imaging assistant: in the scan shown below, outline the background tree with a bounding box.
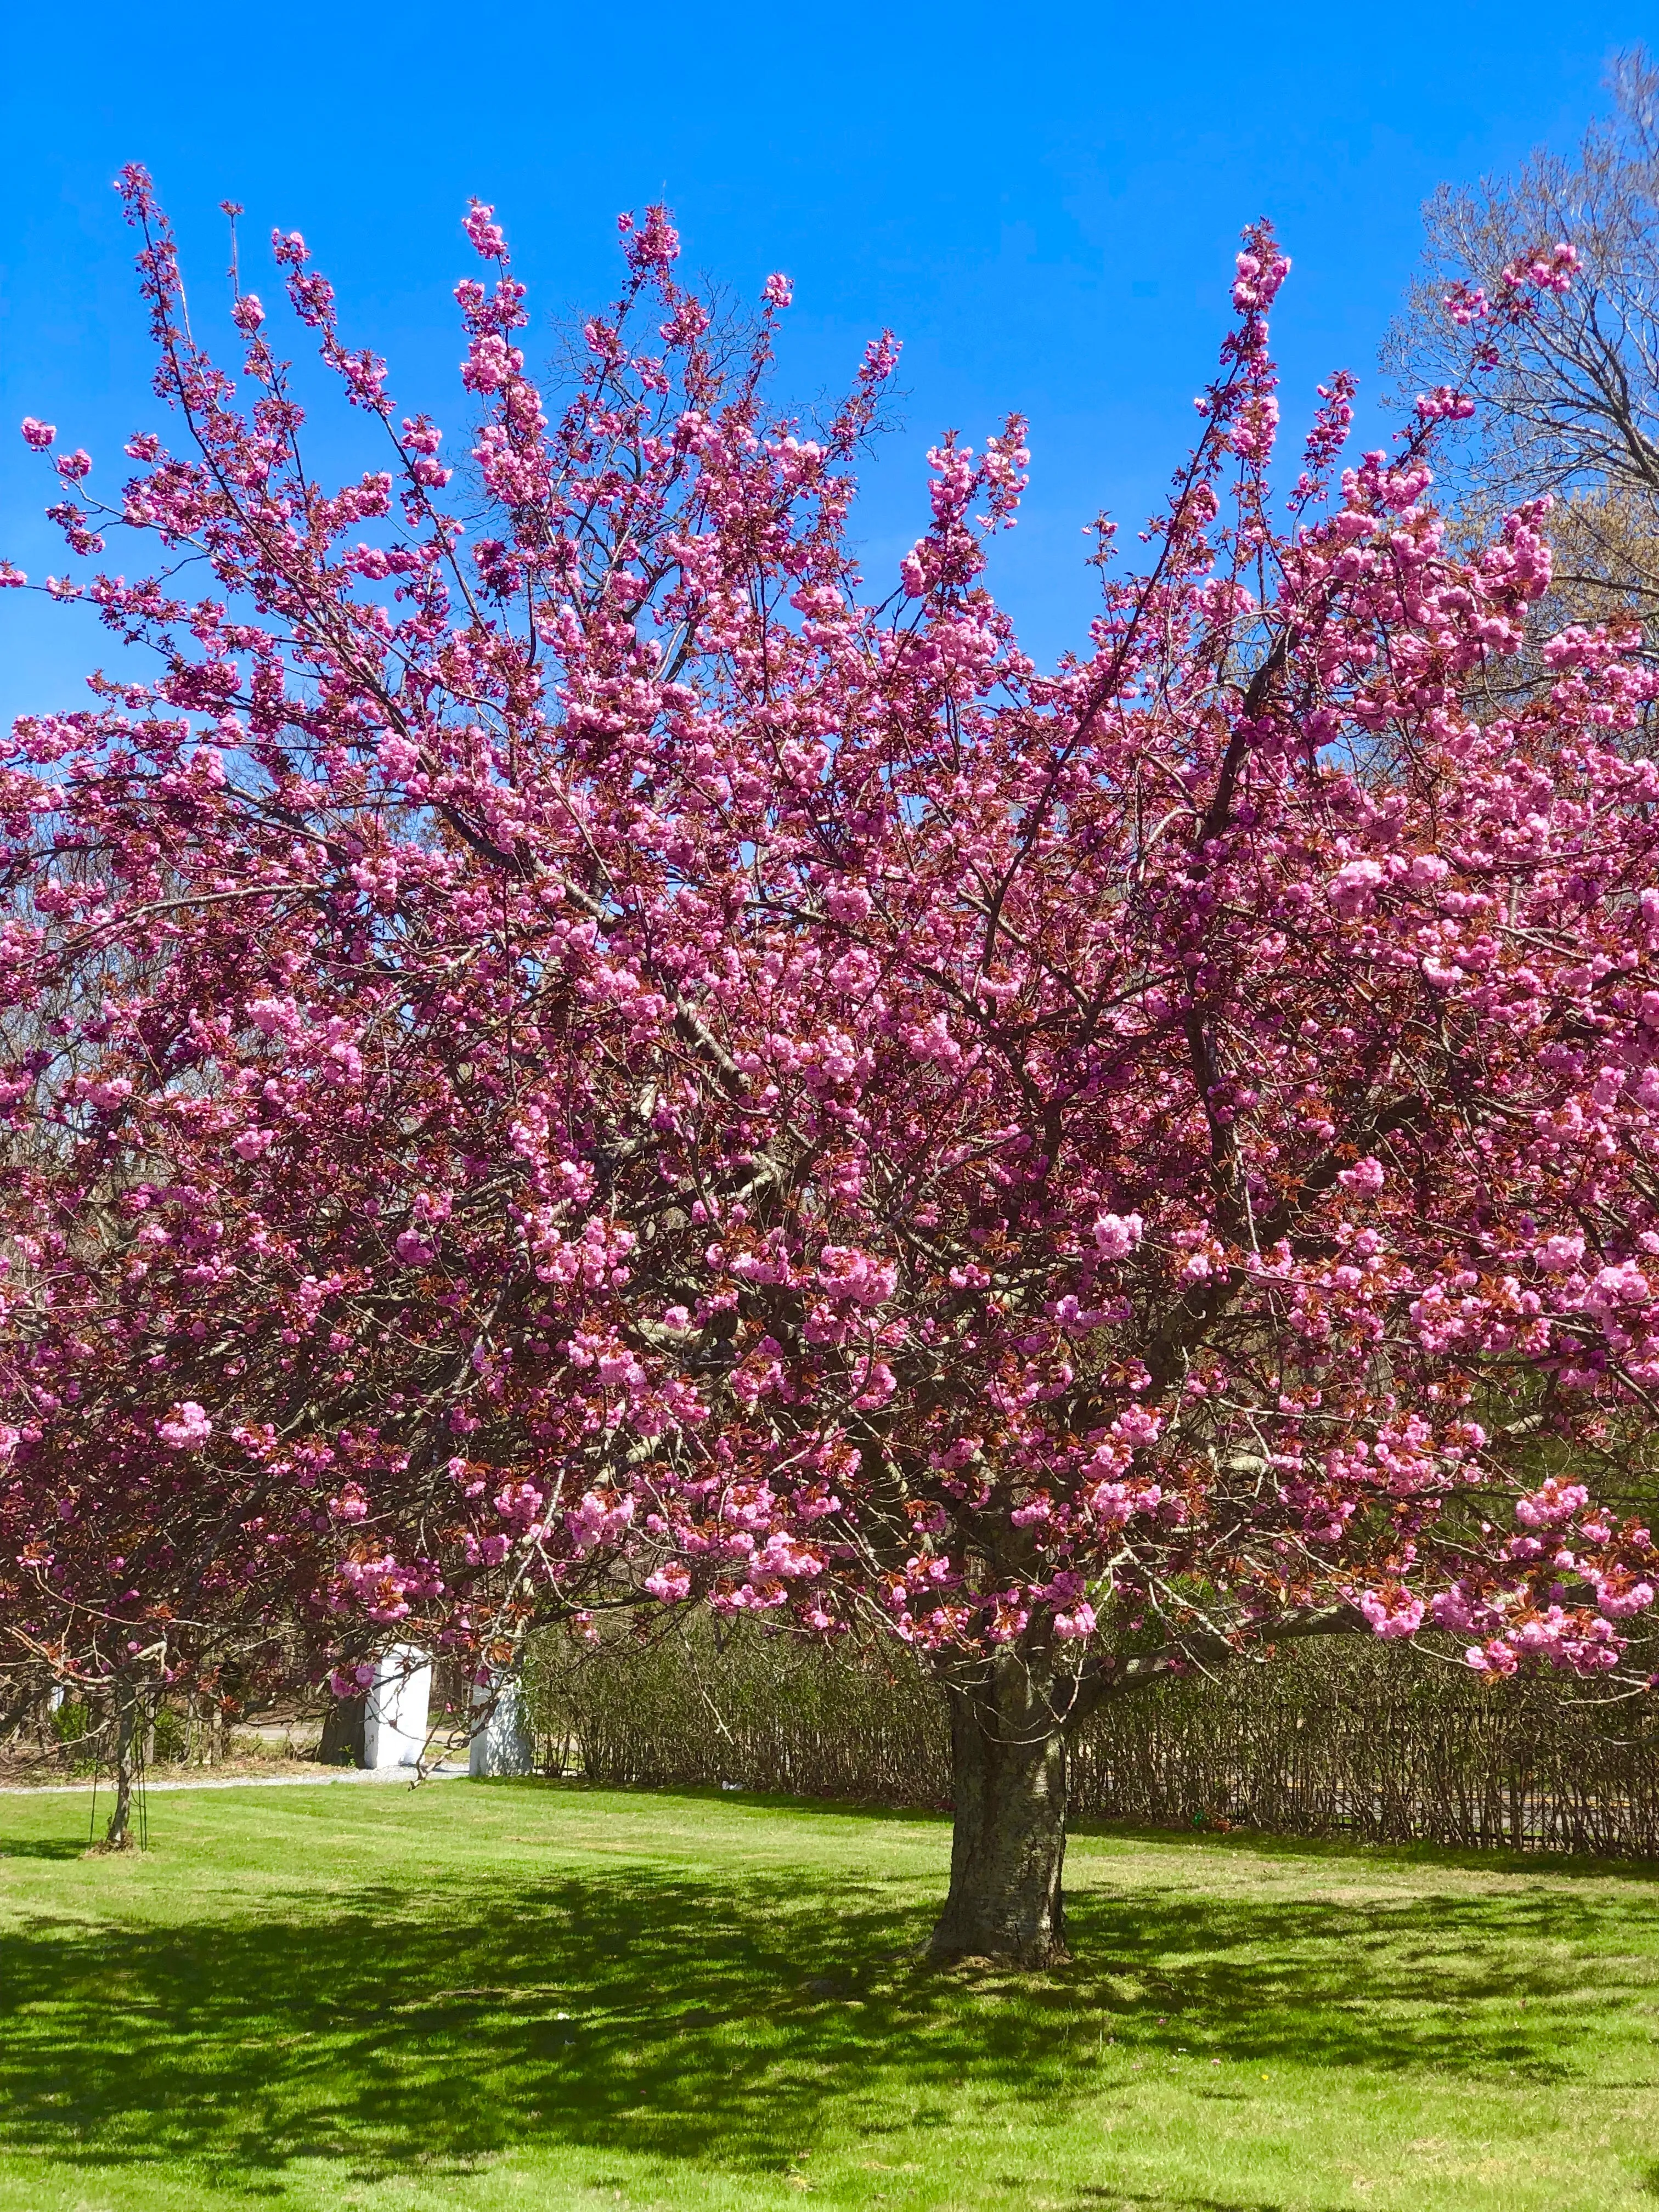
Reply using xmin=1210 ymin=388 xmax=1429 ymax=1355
xmin=1386 ymin=47 xmax=1659 ymax=635
xmin=0 ymin=832 xmax=299 ymax=1838
xmin=5 ymin=179 xmax=1659 ymax=1939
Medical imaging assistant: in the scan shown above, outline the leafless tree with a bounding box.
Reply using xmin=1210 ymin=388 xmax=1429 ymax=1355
xmin=1387 ymin=48 xmax=1659 ymax=633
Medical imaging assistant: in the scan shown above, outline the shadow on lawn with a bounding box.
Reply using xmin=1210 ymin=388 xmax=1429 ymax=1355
xmin=0 ymin=1792 xmax=1653 ymax=2190
xmin=0 ymin=1837 xmax=92 ymax=1861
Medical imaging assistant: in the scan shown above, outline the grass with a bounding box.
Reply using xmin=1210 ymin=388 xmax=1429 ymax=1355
xmin=2 ymin=1781 xmax=1658 ymax=2210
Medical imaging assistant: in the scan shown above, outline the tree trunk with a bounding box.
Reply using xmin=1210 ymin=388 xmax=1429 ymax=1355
xmin=928 ymin=1649 xmax=1070 ymax=1968
xmin=105 ymin=1674 xmax=142 ymax=1850
xmin=319 ymin=1692 xmax=366 ymax=1768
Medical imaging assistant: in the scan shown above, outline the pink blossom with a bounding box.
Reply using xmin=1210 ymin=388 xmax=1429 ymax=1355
xmin=1092 ymin=1212 xmax=1144 ymax=1260
xmin=157 ymin=1401 xmax=212 ymax=1451
xmin=1595 ymin=1576 xmax=1654 ymax=1622
xmin=1358 ymin=1587 xmax=1425 ymax=1640
xmin=1336 ymin=1156 xmax=1384 ymax=1196
xmin=1327 ymin=857 xmax=1385 ymax=917
xmin=568 ymin=1487 xmax=634 ymax=1554
xmin=1515 ymin=1479 xmax=1589 ymax=1530
xmin=1533 ymin=1233 xmax=1585 ymax=1274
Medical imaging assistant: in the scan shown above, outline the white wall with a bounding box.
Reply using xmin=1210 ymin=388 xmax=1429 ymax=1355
xmin=362 ymin=1645 xmax=432 ymax=1769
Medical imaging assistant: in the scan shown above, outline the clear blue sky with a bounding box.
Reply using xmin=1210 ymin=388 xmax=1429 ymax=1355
xmin=0 ymin=0 xmax=1648 ymax=724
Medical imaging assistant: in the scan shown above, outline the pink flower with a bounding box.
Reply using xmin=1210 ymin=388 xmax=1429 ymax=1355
xmin=1596 ymin=1577 xmax=1654 ymax=1622
xmin=1515 ymin=1479 xmax=1588 ymax=1530
xmin=1336 ymin=1156 xmax=1384 ymax=1195
xmin=157 ymin=1401 xmax=212 ymax=1451
xmin=825 ymin=884 xmax=872 ymax=925
xmin=1533 ymin=1233 xmax=1585 ymax=1274
xmin=1327 ymin=857 xmax=1384 ymax=917
xmin=757 ymin=1533 xmax=823 ymax=1578
xmin=1092 ymin=1212 xmax=1144 ymax=1260
xmin=567 ymin=1487 xmax=634 ymax=1554
xmin=817 ymin=1246 xmax=898 ymax=1305
xmin=463 ymin=200 xmax=508 ymax=261
xmin=494 ymin=1479 xmax=545 ymax=1530
xmin=763 ymin=273 xmax=793 ymax=310
xmin=20 ymin=417 xmax=55 ymax=450
xmin=1358 ymin=1587 xmax=1424 ymax=1640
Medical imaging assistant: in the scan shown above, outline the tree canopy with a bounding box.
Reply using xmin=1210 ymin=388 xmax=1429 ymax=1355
xmin=5 ymin=175 xmax=1659 ymax=1943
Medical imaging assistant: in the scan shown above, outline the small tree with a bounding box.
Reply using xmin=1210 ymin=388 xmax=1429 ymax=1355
xmin=5 ymin=176 xmax=1659 ymax=1939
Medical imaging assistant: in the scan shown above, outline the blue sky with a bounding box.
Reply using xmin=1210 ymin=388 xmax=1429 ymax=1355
xmin=0 ymin=0 xmax=1647 ymax=724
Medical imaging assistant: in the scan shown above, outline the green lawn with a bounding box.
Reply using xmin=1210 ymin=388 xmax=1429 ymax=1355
xmin=2 ymin=1779 xmax=1657 ymax=2210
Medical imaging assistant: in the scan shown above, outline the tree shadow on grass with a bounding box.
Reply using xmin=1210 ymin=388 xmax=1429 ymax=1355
xmin=1 ymin=1824 xmax=1655 ymax=2193
xmin=1073 ymin=2195 xmax=1290 ymax=2212
xmin=569 ymin=1779 xmax=1659 ymax=1882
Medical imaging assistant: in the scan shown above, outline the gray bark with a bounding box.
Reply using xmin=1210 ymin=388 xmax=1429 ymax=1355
xmin=319 ymin=1693 xmax=366 ymax=1767
xmin=928 ymin=1649 xmax=1070 ymax=1968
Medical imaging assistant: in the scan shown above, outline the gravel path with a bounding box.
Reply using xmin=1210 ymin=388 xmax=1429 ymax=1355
xmin=0 ymin=1763 xmax=471 ymax=1796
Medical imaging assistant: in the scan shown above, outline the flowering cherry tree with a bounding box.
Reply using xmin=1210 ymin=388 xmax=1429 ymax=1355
xmin=4 ymin=173 xmax=1659 ymax=1933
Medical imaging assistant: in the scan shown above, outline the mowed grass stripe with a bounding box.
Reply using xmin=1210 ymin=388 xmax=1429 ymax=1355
xmin=2 ymin=1778 xmax=1657 ymax=2210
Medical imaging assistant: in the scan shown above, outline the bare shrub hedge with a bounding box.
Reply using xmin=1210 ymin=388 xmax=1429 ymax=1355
xmin=528 ymin=1624 xmax=1659 ymax=1856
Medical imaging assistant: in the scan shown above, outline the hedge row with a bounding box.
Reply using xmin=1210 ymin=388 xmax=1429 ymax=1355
xmin=528 ymin=1624 xmax=1659 ymax=1857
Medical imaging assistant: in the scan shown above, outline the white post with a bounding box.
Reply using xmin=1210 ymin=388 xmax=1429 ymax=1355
xmin=469 ymin=1669 xmax=535 ymax=1777
xmin=363 ymin=1645 xmax=432 ymax=1769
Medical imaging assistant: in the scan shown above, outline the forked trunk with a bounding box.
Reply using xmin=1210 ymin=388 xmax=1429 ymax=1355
xmin=928 ymin=1649 xmax=1070 ymax=1968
